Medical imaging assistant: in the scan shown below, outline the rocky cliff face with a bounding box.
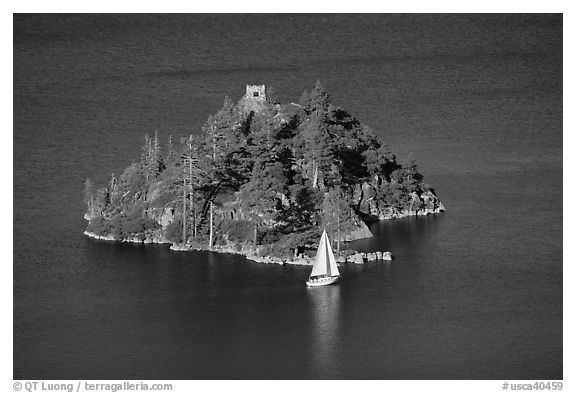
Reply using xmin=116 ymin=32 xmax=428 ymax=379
xmin=146 ymin=207 xmax=175 ymax=229
xmin=218 ymin=192 xmax=373 ymax=243
xmin=333 ymin=209 xmax=373 ymax=241
xmin=352 ymin=180 xmax=445 ymax=221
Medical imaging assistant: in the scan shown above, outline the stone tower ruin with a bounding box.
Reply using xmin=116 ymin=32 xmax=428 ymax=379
xmin=245 ymin=85 xmax=266 ymax=101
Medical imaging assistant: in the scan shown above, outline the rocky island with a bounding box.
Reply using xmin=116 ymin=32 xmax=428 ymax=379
xmin=83 ymin=82 xmax=444 ymax=264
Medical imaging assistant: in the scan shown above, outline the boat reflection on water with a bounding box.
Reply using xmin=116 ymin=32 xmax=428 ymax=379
xmin=307 ymin=284 xmax=342 ymax=378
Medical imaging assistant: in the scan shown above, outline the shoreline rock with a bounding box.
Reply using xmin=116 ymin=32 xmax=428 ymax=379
xmin=83 ymin=231 xmax=392 ymax=266
xmin=83 ymin=231 xmax=171 ymax=245
xmin=354 ymin=181 xmax=446 ymax=222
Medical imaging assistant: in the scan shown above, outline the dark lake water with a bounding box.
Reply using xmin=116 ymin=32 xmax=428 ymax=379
xmin=13 ymin=14 xmax=562 ymax=379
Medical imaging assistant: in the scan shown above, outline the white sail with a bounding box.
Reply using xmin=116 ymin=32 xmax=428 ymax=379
xmin=310 ymin=230 xmax=340 ymax=278
xmin=325 ymin=232 xmax=340 ymax=277
xmin=310 ymin=233 xmax=328 ymax=277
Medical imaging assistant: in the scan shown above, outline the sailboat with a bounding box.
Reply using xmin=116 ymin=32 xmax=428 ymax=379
xmin=306 ymin=229 xmax=341 ymax=287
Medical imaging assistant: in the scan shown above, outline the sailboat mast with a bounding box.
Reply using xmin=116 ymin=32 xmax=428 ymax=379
xmin=325 ymin=233 xmax=331 ymax=277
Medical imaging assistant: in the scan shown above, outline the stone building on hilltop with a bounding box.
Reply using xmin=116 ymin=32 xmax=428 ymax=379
xmin=245 ymin=85 xmax=266 ymax=101
xmin=239 ymin=84 xmax=269 ymax=113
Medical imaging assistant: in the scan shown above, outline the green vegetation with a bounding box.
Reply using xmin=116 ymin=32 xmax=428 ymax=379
xmin=83 ymin=82 xmax=442 ymax=257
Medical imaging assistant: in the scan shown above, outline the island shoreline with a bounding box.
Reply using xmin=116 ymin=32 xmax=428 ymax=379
xmin=82 ymin=209 xmax=446 ymax=265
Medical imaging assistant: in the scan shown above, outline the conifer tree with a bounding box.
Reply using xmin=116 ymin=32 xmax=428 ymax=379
xmin=183 ymin=135 xmax=204 ymax=238
xmin=84 ymin=177 xmax=95 ymax=217
xmin=301 ymin=80 xmax=331 ymax=116
xmin=141 ymin=133 xmax=155 ymax=183
xmin=321 ymin=188 xmax=353 ymax=254
xmin=140 ymin=132 xmax=165 ymax=185
xmin=153 ymin=130 xmax=164 ymax=172
xmin=182 ymin=164 xmax=187 ymax=245
xmin=209 ymin=201 xmax=213 ymax=249
xmin=166 ymin=134 xmax=173 ymax=163
xmin=299 ymin=112 xmax=336 ymax=188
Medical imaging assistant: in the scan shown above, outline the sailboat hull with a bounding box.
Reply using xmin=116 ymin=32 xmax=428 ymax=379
xmin=306 ymin=276 xmax=340 ymax=287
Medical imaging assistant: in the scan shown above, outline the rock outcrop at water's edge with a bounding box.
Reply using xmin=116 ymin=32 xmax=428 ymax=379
xmin=83 ymin=230 xmax=170 ymax=245
xmin=352 ymin=177 xmax=445 ymax=221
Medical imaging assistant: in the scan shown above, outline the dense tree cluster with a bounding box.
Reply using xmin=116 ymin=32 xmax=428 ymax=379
xmin=84 ymin=82 xmax=436 ymax=257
